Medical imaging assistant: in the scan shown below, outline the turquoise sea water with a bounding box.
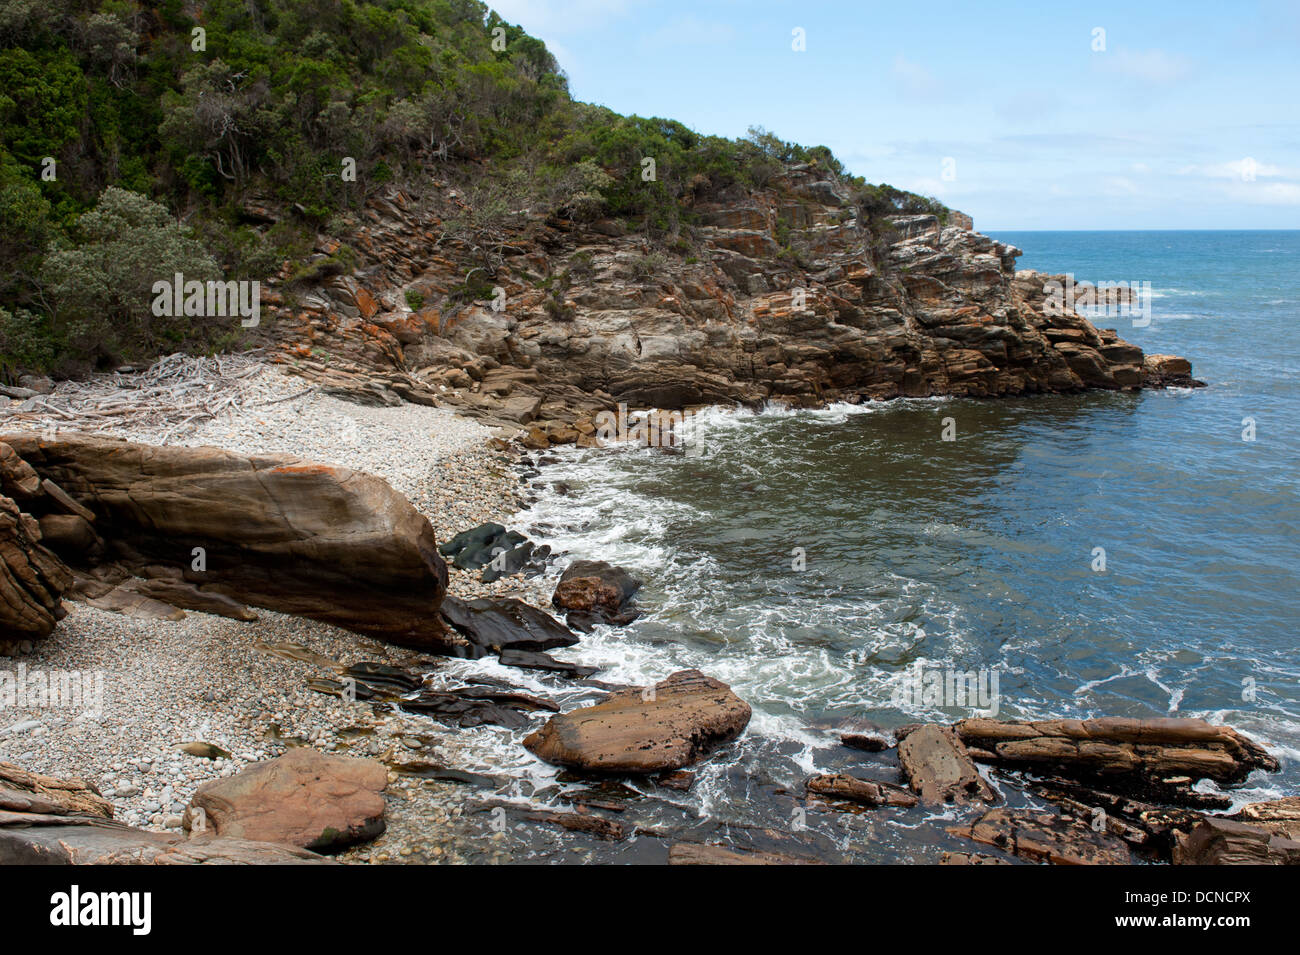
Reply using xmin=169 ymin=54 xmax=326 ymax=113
xmin=500 ymin=230 xmax=1299 ymax=860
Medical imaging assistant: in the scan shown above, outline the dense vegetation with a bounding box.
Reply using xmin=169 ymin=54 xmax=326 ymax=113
xmin=0 ymin=0 xmax=948 ymax=379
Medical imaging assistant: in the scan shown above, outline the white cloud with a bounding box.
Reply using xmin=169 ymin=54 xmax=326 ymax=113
xmin=1102 ymin=176 xmax=1140 ymax=196
xmin=1097 ymin=47 xmax=1193 ymax=85
xmin=892 ymin=54 xmax=941 ymax=99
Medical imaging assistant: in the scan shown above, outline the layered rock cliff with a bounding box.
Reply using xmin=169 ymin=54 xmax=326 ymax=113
xmin=256 ymin=163 xmax=1197 ymax=440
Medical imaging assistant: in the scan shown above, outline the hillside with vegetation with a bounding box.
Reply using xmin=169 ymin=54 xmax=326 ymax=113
xmin=0 ymin=0 xmax=948 ymax=380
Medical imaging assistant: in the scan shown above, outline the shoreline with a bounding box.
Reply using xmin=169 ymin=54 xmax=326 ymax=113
xmin=1 ymin=355 xmax=1290 ymax=865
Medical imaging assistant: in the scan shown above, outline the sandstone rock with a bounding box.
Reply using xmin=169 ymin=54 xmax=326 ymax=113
xmin=1172 ymin=816 xmax=1300 ymax=865
xmin=552 ymin=559 xmax=642 ymax=625
xmin=948 ymin=808 xmax=1132 ymax=865
xmin=0 ymin=493 xmax=73 ymax=643
xmin=523 ymin=669 xmax=752 ymax=773
xmin=185 ymin=748 xmax=387 ymax=852
xmin=1231 ymin=796 xmax=1300 ymax=841
xmin=668 ymin=843 xmax=825 ymax=865
xmin=0 ymin=761 xmax=112 ymax=820
xmin=806 ymin=773 xmax=918 ymax=807
xmin=897 ymin=724 xmax=997 ymax=806
xmin=955 ymin=717 xmax=1278 ymax=798
xmin=940 ymin=851 xmax=1012 ymax=865
xmin=2 ymin=433 xmax=455 ymax=650
xmin=0 ymin=824 xmax=331 ymax=865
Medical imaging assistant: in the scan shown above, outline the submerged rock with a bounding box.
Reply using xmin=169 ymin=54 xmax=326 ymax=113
xmin=523 ymin=669 xmax=751 ymax=773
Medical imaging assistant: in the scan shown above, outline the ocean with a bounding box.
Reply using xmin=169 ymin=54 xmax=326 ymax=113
xmin=462 ymin=230 xmax=1300 ymax=861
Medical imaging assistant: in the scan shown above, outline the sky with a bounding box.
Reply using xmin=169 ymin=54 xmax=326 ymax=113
xmin=485 ymin=0 xmax=1300 ymax=230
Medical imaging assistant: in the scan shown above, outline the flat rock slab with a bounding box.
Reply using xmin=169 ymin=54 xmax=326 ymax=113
xmin=668 ymin=843 xmax=825 ymax=865
xmin=524 ymin=669 xmax=752 ymax=773
xmin=0 ymin=824 xmax=330 ymax=865
xmin=806 ymin=773 xmax=918 ymax=808
xmin=955 ymin=717 xmax=1278 ymax=789
xmin=898 ymin=724 xmax=997 ymax=806
xmin=186 ymin=748 xmax=387 ymax=852
xmin=948 ymin=808 xmax=1132 ymax=865
xmin=441 ymin=594 xmax=577 ymax=653
xmin=1172 ymin=816 xmax=1300 ymax=865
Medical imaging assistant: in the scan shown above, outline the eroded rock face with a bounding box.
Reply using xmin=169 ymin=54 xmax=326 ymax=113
xmin=0 ymin=492 xmax=73 ymax=647
xmin=1172 ymin=817 xmax=1300 ymax=865
xmin=1 ymin=432 xmax=454 ymax=650
xmin=259 ymin=168 xmax=1197 ymax=441
xmin=948 ymin=808 xmax=1132 ymax=865
xmin=185 ymin=748 xmax=387 ymax=852
xmin=0 ymin=825 xmax=331 ymax=865
xmin=523 ymin=669 xmax=752 ymax=773
xmin=897 ymin=724 xmax=997 ymax=806
xmin=955 ymin=717 xmax=1278 ymax=795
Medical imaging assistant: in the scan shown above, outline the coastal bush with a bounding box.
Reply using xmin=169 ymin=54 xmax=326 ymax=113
xmin=0 ymin=0 xmax=949 ymax=379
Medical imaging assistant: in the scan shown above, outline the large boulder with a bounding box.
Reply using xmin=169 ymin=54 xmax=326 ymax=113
xmin=185 ymin=748 xmax=387 ymax=852
xmin=1 ymin=433 xmax=454 ymax=650
xmin=524 ymin=669 xmax=751 ymax=773
xmin=552 ymin=559 xmax=643 ymax=627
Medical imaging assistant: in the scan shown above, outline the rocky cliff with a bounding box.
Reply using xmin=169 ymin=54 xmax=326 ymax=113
xmin=256 ymin=164 xmax=1198 ymax=443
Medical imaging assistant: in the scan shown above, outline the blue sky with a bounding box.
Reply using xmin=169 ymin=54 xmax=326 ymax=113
xmin=487 ymin=0 xmax=1300 ymax=230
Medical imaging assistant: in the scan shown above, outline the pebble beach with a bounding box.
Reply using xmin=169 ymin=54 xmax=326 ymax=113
xmin=0 ymin=362 xmax=553 ymax=858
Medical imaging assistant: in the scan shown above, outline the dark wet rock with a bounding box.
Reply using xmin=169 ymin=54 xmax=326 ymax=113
xmin=184 ymin=748 xmax=387 ymax=853
xmin=840 ymin=731 xmax=893 ymax=752
xmin=1172 ymin=816 xmax=1300 ymax=865
xmin=387 ymin=761 xmax=502 ymax=788
xmin=343 ymin=661 xmax=423 ymax=694
xmin=440 ymin=594 xmax=578 ymax=653
xmin=948 ymin=808 xmax=1132 ymax=865
xmin=668 ymin=843 xmax=825 ymax=865
xmin=655 ymin=770 xmax=696 ymax=792
xmin=399 ymin=685 xmax=554 ymax=729
xmin=438 ymin=522 xmax=547 ymax=580
xmin=955 ymin=717 xmax=1278 ymax=800
xmin=806 ymin=773 xmax=918 ymax=808
xmin=497 ymin=647 xmax=599 ymax=678
xmin=478 ymin=800 xmax=627 ymax=840
xmin=897 ymin=724 xmax=997 ymax=806
xmin=552 ymin=559 xmax=642 ymax=626
xmin=523 ymin=669 xmax=752 ymax=773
